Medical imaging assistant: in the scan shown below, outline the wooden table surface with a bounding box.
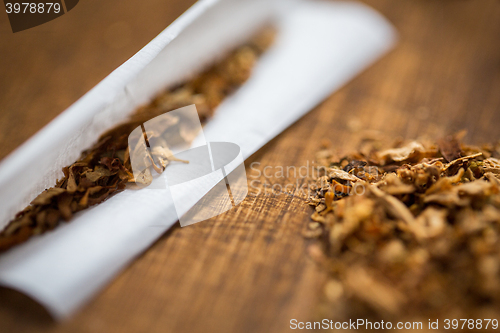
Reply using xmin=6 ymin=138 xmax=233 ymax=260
xmin=0 ymin=0 xmax=499 ymax=332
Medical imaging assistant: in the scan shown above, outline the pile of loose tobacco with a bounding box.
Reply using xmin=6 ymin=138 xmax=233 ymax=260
xmin=306 ymin=133 xmax=500 ymax=321
xmin=0 ymin=27 xmax=275 ymax=253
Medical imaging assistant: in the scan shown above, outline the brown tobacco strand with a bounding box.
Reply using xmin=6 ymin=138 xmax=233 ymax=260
xmin=306 ymin=133 xmax=500 ymax=321
xmin=0 ymin=27 xmax=276 ymax=253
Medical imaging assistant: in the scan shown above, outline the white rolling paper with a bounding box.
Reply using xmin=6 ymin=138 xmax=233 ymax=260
xmin=0 ymin=0 xmax=396 ymax=319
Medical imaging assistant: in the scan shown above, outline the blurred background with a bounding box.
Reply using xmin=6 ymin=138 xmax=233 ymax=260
xmin=0 ymin=0 xmax=196 ymax=160
xmin=0 ymin=0 xmax=499 ymax=162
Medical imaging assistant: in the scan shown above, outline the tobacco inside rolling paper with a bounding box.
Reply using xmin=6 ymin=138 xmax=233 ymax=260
xmin=0 ymin=27 xmax=276 ymax=253
xmin=306 ymin=133 xmax=500 ymax=319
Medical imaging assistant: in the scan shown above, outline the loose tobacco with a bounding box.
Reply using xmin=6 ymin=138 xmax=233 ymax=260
xmin=306 ymin=133 xmax=500 ymax=320
xmin=0 ymin=27 xmax=275 ymax=253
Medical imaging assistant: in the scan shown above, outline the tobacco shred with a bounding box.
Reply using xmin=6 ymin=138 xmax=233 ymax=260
xmin=306 ymin=133 xmax=500 ymax=320
xmin=0 ymin=27 xmax=276 ymax=253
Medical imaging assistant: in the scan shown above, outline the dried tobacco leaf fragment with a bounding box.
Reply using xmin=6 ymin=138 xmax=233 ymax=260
xmin=328 ymin=168 xmax=361 ymax=182
xmin=376 ymin=141 xmax=430 ymax=165
xmin=0 ymin=27 xmax=276 ymax=253
xmin=438 ymin=134 xmax=462 ymax=162
xmin=306 ymin=133 xmax=500 ymax=322
xmin=343 ymin=266 xmax=407 ymax=315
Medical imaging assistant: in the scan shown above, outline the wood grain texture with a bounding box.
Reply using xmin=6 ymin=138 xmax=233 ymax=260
xmin=0 ymin=0 xmax=499 ymax=332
